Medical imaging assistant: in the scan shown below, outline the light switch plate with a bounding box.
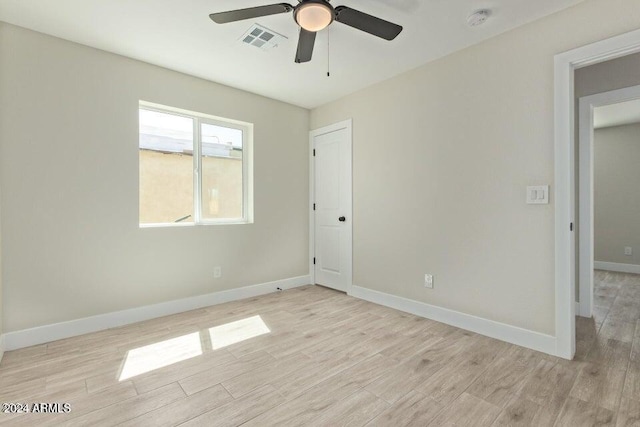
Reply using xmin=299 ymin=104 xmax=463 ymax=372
xmin=526 ymin=185 xmax=549 ymax=204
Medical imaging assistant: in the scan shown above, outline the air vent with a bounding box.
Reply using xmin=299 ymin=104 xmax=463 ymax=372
xmin=239 ymin=24 xmax=287 ymax=50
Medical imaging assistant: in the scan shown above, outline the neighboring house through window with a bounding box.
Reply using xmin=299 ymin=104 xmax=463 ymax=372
xmin=139 ymin=102 xmax=253 ymax=226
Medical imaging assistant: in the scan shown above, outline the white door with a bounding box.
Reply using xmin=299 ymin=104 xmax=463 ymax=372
xmin=312 ymin=121 xmax=352 ymax=292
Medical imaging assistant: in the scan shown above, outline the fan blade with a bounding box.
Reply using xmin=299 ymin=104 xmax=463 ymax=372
xmin=295 ymin=29 xmax=316 ymax=63
xmin=334 ymin=6 xmax=402 ymax=40
xmin=210 ymin=3 xmax=293 ymax=24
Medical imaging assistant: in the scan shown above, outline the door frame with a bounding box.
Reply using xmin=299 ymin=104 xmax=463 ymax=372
xmin=554 ymin=27 xmax=640 ymax=359
xmin=577 ymin=84 xmax=640 ymax=319
xmin=309 ymin=119 xmax=353 ymax=291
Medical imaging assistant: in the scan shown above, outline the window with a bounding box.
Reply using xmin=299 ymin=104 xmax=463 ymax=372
xmin=139 ymin=102 xmax=252 ymax=226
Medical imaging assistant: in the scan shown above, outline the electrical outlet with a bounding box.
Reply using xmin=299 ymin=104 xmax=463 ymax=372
xmin=214 ymin=266 xmax=222 ymax=278
xmin=625 ymin=247 xmax=633 ymax=256
xmin=424 ymin=274 xmax=434 ymax=289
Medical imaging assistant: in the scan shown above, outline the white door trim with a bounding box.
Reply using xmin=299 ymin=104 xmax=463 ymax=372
xmin=309 ymin=119 xmax=353 ymax=291
xmin=554 ymin=28 xmax=640 ymax=359
xmin=577 ymin=84 xmax=640 ymax=318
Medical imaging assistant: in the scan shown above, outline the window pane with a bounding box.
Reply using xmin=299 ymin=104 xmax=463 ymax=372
xmin=200 ymin=123 xmax=243 ymax=220
xmin=139 ymin=109 xmax=194 ymax=224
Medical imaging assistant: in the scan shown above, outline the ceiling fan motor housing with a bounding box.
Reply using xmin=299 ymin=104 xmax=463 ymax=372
xmin=294 ymin=0 xmax=335 ymax=32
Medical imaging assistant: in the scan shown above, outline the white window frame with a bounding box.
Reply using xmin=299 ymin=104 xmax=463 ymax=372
xmin=139 ymin=101 xmax=253 ymax=227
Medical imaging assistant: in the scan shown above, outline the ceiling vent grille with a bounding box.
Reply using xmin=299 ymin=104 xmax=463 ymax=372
xmin=239 ymin=24 xmax=287 ymax=50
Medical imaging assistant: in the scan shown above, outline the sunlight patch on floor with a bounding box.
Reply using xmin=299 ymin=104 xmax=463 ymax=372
xmin=119 ymin=332 xmax=203 ymax=380
xmin=209 ymin=315 xmax=270 ymax=350
xmin=117 ymin=315 xmax=271 ymax=380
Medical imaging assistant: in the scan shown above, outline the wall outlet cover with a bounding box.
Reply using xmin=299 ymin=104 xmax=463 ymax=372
xmin=424 ymin=274 xmax=434 ymax=289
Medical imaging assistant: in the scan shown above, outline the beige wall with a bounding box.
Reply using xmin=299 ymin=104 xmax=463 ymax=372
xmin=0 ymin=178 xmax=3 ymax=341
xmin=594 ymin=123 xmax=640 ymax=265
xmin=139 ymin=151 xmax=243 ymax=224
xmin=310 ymin=0 xmax=640 ymax=335
xmin=0 ymin=23 xmax=310 ymax=332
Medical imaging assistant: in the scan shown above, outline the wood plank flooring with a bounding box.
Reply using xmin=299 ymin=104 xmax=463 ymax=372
xmin=0 ymin=270 xmax=639 ymax=426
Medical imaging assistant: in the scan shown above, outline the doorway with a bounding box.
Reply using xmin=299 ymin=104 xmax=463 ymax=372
xmin=309 ymin=120 xmax=353 ymax=292
xmin=577 ymin=84 xmax=640 ymax=319
xmin=554 ymin=28 xmax=640 ymax=359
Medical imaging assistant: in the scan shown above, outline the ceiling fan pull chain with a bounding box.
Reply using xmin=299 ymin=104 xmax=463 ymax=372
xmin=327 ymin=26 xmax=330 ymax=77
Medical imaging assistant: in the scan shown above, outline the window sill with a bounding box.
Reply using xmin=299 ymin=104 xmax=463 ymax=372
xmin=139 ymin=220 xmax=251 ymax=229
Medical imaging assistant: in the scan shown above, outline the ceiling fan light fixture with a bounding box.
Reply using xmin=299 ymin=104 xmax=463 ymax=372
xmin=295 ymin=1 xmax=334 ymax=32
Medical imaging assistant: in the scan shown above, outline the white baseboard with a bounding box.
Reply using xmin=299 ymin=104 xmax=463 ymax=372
xmin=3 ymin=275 xmax=311 ymax=352
xmin=349 ymin=285 xmax=558 ymax=358
xmin=594 ymin=261 xmax=640 ymax=275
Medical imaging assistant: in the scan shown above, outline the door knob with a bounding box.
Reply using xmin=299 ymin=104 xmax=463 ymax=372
xmin=338 ymin=216 xmax=346 ymax=222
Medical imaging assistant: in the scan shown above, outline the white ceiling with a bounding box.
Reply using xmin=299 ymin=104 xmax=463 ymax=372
xmin=0 ymin=0 xmax=583 ymax=109
xmin=594 ymin=98 xmax=640 ymax=129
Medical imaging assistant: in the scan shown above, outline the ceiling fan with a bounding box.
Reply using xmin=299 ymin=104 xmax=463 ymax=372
xmin=209 ymin=0 xmax=403 ymax=63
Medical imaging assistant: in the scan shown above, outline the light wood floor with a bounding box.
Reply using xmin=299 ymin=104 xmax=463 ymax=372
xmin=0 ymin=273 xmax=639 ymax=426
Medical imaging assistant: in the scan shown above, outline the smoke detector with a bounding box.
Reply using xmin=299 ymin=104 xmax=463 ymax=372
xmin=467 ymin=10 xmax=491 ymax=27
xmin=239 ymin=24 xmax=287 ymax=50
